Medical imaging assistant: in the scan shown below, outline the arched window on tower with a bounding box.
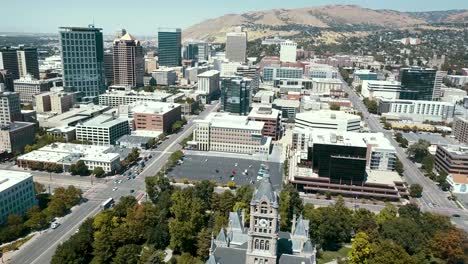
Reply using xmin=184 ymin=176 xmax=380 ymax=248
xmin=266 ymin=241 xmax=270 ymax=251
xmin=261 ymin=202 xmax=268 ymax=214
xmin=260 ymin=240 xmax=265 ymax=250
xmin=255 ymin=239 xmax=259 ymax=249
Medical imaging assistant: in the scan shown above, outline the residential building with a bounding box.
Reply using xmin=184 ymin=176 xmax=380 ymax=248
xmin=0 ymin=92 xmax=21 ymax=126
xmin=272 ymin=99 xmax=300 ymax=122
xmin=60 ymin=26 xmax=105 ymax=97
xmin=206 ymin=165 xmax=316 ymax=264
xmin=225 ymin=27 xmax=247 ymax=63
xmin=295 ymin=110 xmax=361 ymax=132
xmin=220 ymin=77 xmax=251 ymax=115
xmin=0 ymin=70 xmax=14 ymax=92
xmin=197 ymin=70 xmax=220 ymax=103
xmin=311 ymin=78 xmax=343 ymax=96
xmin=13 ymin=75 xmax=62 ymax=103
xmin=113 ymin=32 xmax=144 ymax=88
xmin=158 ymin=28 xmax=182 ymax=67
xmin=0 ymin=46 xmax=39 ymax=79
xmin=280 ymin=40 xmax=297 ymax=63
xmin=399 ymin=67 xmax=437 ymax=101
xmin=361 ymin=80 xmax=401 ymax=100
xmin=152 ymin=68 xmax=177 ymax=86
xmin=76 ymin=114 xmax=130 ymax=145
xmin=263 ymin=66 xmax=303 ymax=82
xmin=17 ymin=143 xmax=121 ymax=173
xmin=131 ymin=102 xmax=181 ymax=133
xmin=98 ymin=90 xmax=171 ymax=107
xmin=446 ymin=174 xmax=468 ymax=193
xmin=248 ymin=107 xmax=282 ymax=140
xmin=0 ymin=122 xmax=36 ymax=154
xmin=191 ymin=112 xmax=271 ymax=155
xmin=0 ymin=170 xmax=36 ymax=224
xmin=378 ymin=99 xmax=454 ymax=121
xmin=453 ymin=117 xmax=468 ymax=144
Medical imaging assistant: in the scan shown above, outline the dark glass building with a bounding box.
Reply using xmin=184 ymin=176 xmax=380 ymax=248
xmin=399 ymin=67 xmax=437 ymax=101
xmin=311 ymin=143 xmax=367 ymax=183
xmin=220 ymin=77 xmax=251 ymax=116
xmin=157 ymin=28 xmax=181 ymax=67
xmin=0 ymin=47 xmax=39 ymax=80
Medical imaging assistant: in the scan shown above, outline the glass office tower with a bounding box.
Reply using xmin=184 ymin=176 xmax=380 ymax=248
xmin=157 ymin=28 xmax=181 ymax=67
xmin=59 ymin=26 xmax=105 ymax=98
xmin=399 ymin=67 xmax=437 ymax=101
xmin=220 ymin=77 xmax=251 ymax=116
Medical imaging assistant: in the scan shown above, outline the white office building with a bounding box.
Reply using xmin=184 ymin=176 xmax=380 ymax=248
xmin=306 ymin=64 xmax=338 ymax=79
xmin=76 ymin=114 xmax=130 ymax=145
xmin=197 ymin=70 xmax=220 ymax=103
xmin=219 ymin=61 xmax=243 ymax=77
xmin=13 ymin=75 xmax=62 ymax=104
xmin=361 ymin=80 xmax=401 ymax=100
xmin=280 ymin=40 xmax=297 ymax=63
xmin=98 ymin=90 xmax=171 ymax=107
xmin=311 ymin=78 xmax=343 ymax=96
xmin=225 ymin=27 xmax=247 ymax=63
xmin=191 ymin=112 xmax=271 ymax=154
xmin=152 ymin=68 xmax=177 ymax=86
xmin=0 ymin=170 xmax=36 ymax=224
xmin=379 ymin=99 xmax=455 ymax=121
xmin=295 ymin=110 xmax=361 ymax=132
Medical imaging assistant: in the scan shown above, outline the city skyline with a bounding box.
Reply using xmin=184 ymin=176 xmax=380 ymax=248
xmin=0 ymin=0 xmax=467 ymax=35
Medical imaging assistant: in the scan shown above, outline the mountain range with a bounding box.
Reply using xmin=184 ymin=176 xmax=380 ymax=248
xmin=183 ymin=5 xmax=468 ymax=42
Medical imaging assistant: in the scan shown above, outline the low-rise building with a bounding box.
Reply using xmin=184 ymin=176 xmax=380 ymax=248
xmin=0 ymin=122 xmax=36 ymax=154
xmin=252 ymin=90 xmax=275 ymax=104
xmin=361 ymin=80 xmax=401 ymax=100
xmin=76 ymin=114 xmax=130 ymax=145
xmin=453 ymin=116 xmax=468 ymax=144
xmin=248 ymin=107 xmax=282 ymax=140
xmin=272 ymin=99 xmax=300 ymax=122
xmin=435 ymin=145 xmax=468 ymax=177
xmin=0 ymin=170 xmax=36 ymax=224
xmin=191 ymin=112 xmax=271 ymax=154
xmin=47 ymin=126 xmax=76 ymax=142
xmin=378 ymin=99 xmax=455 ymax=121
xmin=353 ymin=69 xmax=378 ymax=85
xmin=131 ymin=101 xmax=181 ymax=133
xmin=440 ymin=87 xmax=467 ymax=104
xmin=0 ymin=92 xmax=22 ymax=126
xmin=306 ymin=64 xmax=338 ymax=79
xmin=295 ymin=110 xmax=361 ymax=132
xmin=263 ymin=66 xmax=303 ymax=82
xmin=116 ymin=135 xmax=153 ymax=149
xmin=34 ymin=90 xmax=77 ymax=114
xmin=13 ymin=75 xmax=62 ymax=104
xmin=311 ymin=78 xmax=343 ymax=96
xmin=38 ymin=104 xmax=110 ymax=128
xmin=98 ymin=90 xmax=171 ymax=107
xmin=17 ymin=143 xmax=121 ymax=173
xmin=152 ymin=68 xmax=177 ymax=86
xmin=446 ymin=174 xmax=468 ymax=193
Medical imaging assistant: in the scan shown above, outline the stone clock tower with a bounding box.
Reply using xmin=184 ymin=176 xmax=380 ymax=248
xmin=245 ymin=167 xmax=279 ymax=264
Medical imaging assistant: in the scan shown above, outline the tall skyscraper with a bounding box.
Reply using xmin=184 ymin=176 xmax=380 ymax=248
xmin=280 ymin=40 xmax=297 ymax=63
xmin=399 ymin=67 xmax=438 ymax=101
xmin=225 ymin=27 xmax=247 ymax=63
xmin=220 ymin=77 xmax=251 ymax=115
xmin=157 ymin=28 xmax=181 ymax=67
xmin=183 ymin=41 xmax=209 ymax=62
xmin=0 ymin=47 xmax=39 ymax=80
xmin=112 ymin=32 xmax=144 ymax=88
xmin=103 ymin=51 xmax=114 ymax=86
xmin=0 ymin=92 xmax=21 ymax=126
xmin=0 ymin=70 xmax=14 ymax=92
xmin=59 ymin=26 xmax=105 ymax=98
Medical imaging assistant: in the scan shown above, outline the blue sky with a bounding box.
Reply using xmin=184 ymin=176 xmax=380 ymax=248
xmin=1 ymin=0 xmax=467 ymax=35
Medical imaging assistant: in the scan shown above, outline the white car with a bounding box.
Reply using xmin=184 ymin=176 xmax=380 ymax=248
xmin=51 ymin=222 xmax=60 ymax=229
xmin=112 ymin=187 xmax=118 ymax=191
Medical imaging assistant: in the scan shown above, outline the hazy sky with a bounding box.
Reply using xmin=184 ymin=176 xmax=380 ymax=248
xmin=1 ymin=0 xmax=467 ymax=35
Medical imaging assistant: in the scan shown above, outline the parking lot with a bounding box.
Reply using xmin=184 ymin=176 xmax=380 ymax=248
xmin=168 ymin=155 xmax=284 ymax=190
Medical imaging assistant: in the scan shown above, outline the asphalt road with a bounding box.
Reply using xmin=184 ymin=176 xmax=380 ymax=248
xmin=340 ymin=74 xmax=468 ymax=230
xmin=6 ymin=102 xmax=220 ymax=264
xmin=168 ymin=155 xmax=283 ymax=190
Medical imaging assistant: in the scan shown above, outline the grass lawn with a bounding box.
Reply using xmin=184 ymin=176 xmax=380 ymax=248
xmin=317 ymin=246 xmax=351 ymax=264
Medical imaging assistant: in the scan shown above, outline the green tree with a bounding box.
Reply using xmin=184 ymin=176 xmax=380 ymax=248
xmin=279 ymin=184 xmax=304 ymax=231
xmin=112 ymin=244 xmax=141 ymax=264
xmin=330 ymin=104 xmax=340 ymax=111
xmin=34 ymin=182 xmax=46 ymax=194
xmin=24 ymin=206 xmax=48 ymax=230
xmin=177 ymin=253 xmax=202 ymax=264
xmin=406 ymin=139 xmax=430 ymax=163
xmin=349 ymin=232 xmax=372 ymax=264
xmin=380 ymin=218 xmax=424 ymax=254
xmin=430 ymin=228 xmax=468 ymax=264
xmin=375 ymin=203 xmax=397 ymax=224
xmin=139 ymin=246 xmax=166 ymax=264
xmin=93 ymin=167 xmax=105 ymax=178
xmin=409 ymin=184 xmax=423 ymax=198
xmin=211 ymin=191 xmax=235 ymax=217
xmin=51 ymin=218 xmax=94 ymax=264
xmin=194 ymin=180 xmax=215 ymax=211
xmin=70 ymin=160 xmax=89 ymax=176
xmin=319 ymin=197 xmax=353 ymax=249
xmin=395 ymin=159 xmax=404 ymax=175
xmin=368 ymin=240 xmax=417 ymax=264
xmin=196 ymin=228 xmax=212 ymax=260
xmin=169 ymin=188 xmax=205 ymax=254
xmin=421 ymin=155 xmax=434 ymax=174
xmin=352 ymin=208 xmax=378 ymax=238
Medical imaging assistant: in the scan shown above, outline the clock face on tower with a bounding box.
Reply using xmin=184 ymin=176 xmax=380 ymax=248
xmin=259 ymin=219 xmax=268 ymax=227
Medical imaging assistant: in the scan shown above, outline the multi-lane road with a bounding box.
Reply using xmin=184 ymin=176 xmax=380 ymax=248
xmin=341 ymin=75 xmax=468 ymax=229
xmin=6 ymin=102 xmax=219 ymax=264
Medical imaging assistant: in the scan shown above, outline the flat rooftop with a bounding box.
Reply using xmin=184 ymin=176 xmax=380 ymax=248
xmin=300 ymin=130 xmax=394 ymax=150
xmin=38 ymin=104 xmax=110 ymax=128
xmin=295 ymin=110 xmax=360 ymax=122
xmin=311 ymin=78 xmax=343 ymax=84
xmin=0 ymin=170 xmax=33 ymax=192
xmin=366 ymin=170 xmax=404 ymax=185
xmin=100 ymin=90 xmax=171 ymax=99
xmin=130 ymin=101 xmax=180 ymax=115
xmin=198 ymin=70 xmax=220 ymax=77
xmin=273 ymin=99 xmax=300 ymax=108
xmin=203 ymin=112 xmax=265 ymax=131
xmin=0 ymin=121 xmax=35 ymax=132
xmin=47 ymin=126 xmax=76 ymax=133
xmin=402 ymin=132 xmax=458 ymax=146
xmin=78 ymin=114 xmax=129 ymax=128
xmin=248 ymin=107 xmax=280 ymax=119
